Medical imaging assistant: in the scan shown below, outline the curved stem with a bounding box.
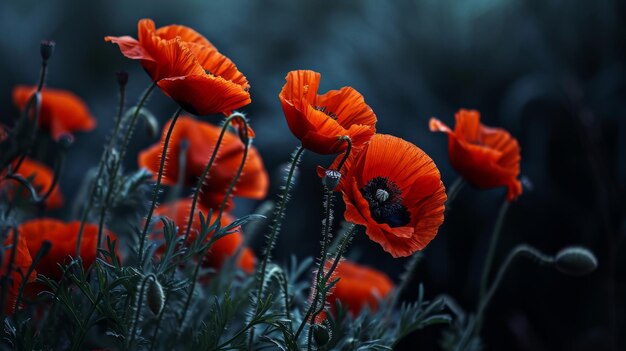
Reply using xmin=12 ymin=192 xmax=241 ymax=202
xmin=138 ymin=107 xmax=184 ymax=265
xmin=182 ymin=113 xmax=247 ymax=244
xmin=474 ymin=244 xmax=554 ymax=334
xmin=39 ymin=146 xmax=65 ymax=205
xmin=248 ymin=146 xmax=305 ymax=347
xmin=76 ymin=82 xmax=156 ymax=258
xmin=128 ymin=274 xmax=156 ymax=350
xmin=445 ymin=177 xmax=465 ymax=207
xmin=0 ymin=228 xmax=19 ymax=322
xmin=478 ymin=200 xmax=510 ymax=301
xmin=390 ymin=251 xmax=424 ymax=309
xmin=149 ymin=293 xmax=170 ymax=351
xmin=335 ymin=136 xmax=352 ymax=173
xmin=177 ymin=116 xmax=250 ymax=332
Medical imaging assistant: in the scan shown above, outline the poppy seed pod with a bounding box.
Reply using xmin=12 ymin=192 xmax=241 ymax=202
xmin=40 ymin=40 xmax=56 ymax=61
xmin=555 ymin=246 xmax=598 ymax=276
xmin=116 ymin=71 xmax=129 ymax=87
xmin=146 ymin=278 xmax=165 ymax=315
xmin=312 ymin=324 xmax=331 ymax=346
xmin=322 ymin=170 xmax=341 ymax=190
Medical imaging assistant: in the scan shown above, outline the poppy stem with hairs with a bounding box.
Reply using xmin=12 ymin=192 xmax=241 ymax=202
xmin=474 ymin=244 xmax=555 ymax=336
xmin=14 ymin=240 xmax=51 ymax=316
xmin=75 ymin=82 xmax=156 ymax=258
xmin=39 ymin=138 xmax=68 ymax=206
xmin=248 ymin=145 xmax=305 ymax=348
xmin=181 ymin=112 xmax=248 ymax=245
xmin=445 ymin=177 xmax=465 ymax=208
xmin=128 ymin=274 xmax=156 ymax=350
xmin=0 ymin=228 xmax=19 ymax=322
xmin=478 ymin=199 xmax=510 ymax=302
xmin=149 ymin=293 xmax=170 ymax=351
xmin=177 ymin=115 xmax=250 ymax=332
xmin=138 ymin=106 xmax=184 ymax=265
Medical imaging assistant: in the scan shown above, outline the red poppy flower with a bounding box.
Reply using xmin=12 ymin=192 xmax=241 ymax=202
xmin=18 ymin=219 xmax=116 ymax=280
xmin=430 ymin=109 xmax=522 ymax=201
xmin=321 ymin=134 xmax=446 ymax=258
xmin=153 ymin=199 xmax=256 ymax=273
xmin=12 ymin=85 xmax=95 ymax=141
xmin=319 ymin=260 xmax=394 ymax=318
xmin=0 ymin=158 xmax=63 ymax=209
xmin=279 ymin=70 xmax=377 ymax=154
xmin=138 ymin=116 xmax=268 ymax=210
xmin=105 ymin=19 xmax=251 ymax=116
xmin=1 ymin=232 xmax=35 ymax=315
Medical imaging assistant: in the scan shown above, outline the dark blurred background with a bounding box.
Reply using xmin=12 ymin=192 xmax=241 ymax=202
xmin=0 ymin=0 xmax=624 ymax=350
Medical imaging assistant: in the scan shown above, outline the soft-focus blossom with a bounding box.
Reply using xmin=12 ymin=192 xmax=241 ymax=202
xmin=279 ymin=70 xmax=377 ymax=154
xmin=138 ymin=116 xmax=268 ymax=211
xmin=18 ymin=219 xmax=116 ymax=280
xmin=430 ymin=109 xmax=522 ymax=201
xmin=12 ymin=85 xmax=95 ymax=141
xmin=321 ymin=260 xmax=394 ymax=317
xmin=322 ymin=134 xmax=446 ymax=257
xmin=1 ymin=233 xmax=35 ymax=315
xmin=105 ymin=19 xmax=250 ymax=116
xmin=154 ymin=199 xmax=256 ymax=273
xmin=0 ymin=158 xmax=63 ymax=209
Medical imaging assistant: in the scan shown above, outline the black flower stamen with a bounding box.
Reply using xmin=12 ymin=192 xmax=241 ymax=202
xmin=314 ymin=105 xmax=337 ymax=120
xmin=361 ymin=177 xmax=410 ymax=227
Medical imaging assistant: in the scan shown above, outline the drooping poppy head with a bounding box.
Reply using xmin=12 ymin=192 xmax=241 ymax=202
xmin=105 ymin=19 xmax=251 ymax=116
xmin=279 ymin=70 xmax=377 ymax=154
xmin=1 ymin=232 xmax=35 ymax=315
xmin=18 ymin=219 xmax=116 ymax=280
xmin=138 ymin=116 xmax=268 ymax=211
xmin=320 ymin=260 xmax=394 ymax=318
xmin=321 ymin=134 xmax=446 ymax=258
xmin=429 ymin=109 xmax=522 ymax=201
xmin=12 ymin=85 xmax=96 ymax=141
xmin=0 ymin=158 xmax=63 ymax=209
xmin=153 ymin=199 xmax=256 ymax=273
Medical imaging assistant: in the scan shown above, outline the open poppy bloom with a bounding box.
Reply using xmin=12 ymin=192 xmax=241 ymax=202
xmin=0 ymin=158 xmax=63 ymax=209
xmin=319 ymin=260 xmax=394 ymax=318
xmin=138 ymin=116 xmax=268 ymax=211
xmin=429 ymin=109 xmax=522 ymax=201
xmin=105 ymin=19 xmax=251 ymax=116
xmin=12 ymin=85 xmax=96 ymax=141
xmin=321 ymin=134 xmax=446 ymax=257
xmin=279 ymin=70 xmax=377 ymax=154
xmin=18 ymin=219 xmax=116 ymax=280
xmin=153 ymin=199 xmax=256 ymax=273
xmin=1 ymin=232 xmax=35 ymax=315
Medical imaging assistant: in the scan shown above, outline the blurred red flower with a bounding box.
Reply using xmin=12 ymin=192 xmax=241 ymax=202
xmin=279 ymin=70 xmax=377 ymax=154
xmin=322 ymin=260 xmax=394 ymax=317
xmin=12 ymin=85 xmax=95 ymax=141
xmin=322 ymin=134 xmax=446 ymax=257
xmin=153 ymin=199 xmax=256 ymax=274
xmin=1 ymin=232 xmax=35 ymax=315
xmin=138 ymin=116 xmax=268 ymax=211
xmin=430 ymin=109 xmax=522 ymax=201
xmin=0 ymin=158 xmax=63 ymax=209
xmin=105 ymin=19 xmax=251 ymax=116
xmin=18 ymin=219 xmax=116 ymax=280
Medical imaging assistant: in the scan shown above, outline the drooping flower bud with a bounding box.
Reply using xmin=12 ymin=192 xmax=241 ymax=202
xmin=40 ymin=40 xmax=56 ymax=61
xmin=312 ymin=324 xmax=330 ymax=346
xmin=322 ymin=169 xmax=341 ymax=190
xmin=116 ymin=71 xmax=129 ymax=87
xmin=555 ymin=246 xmax=598 ymax=276
xmin=146 ymin=278 xmax=165 ymax=315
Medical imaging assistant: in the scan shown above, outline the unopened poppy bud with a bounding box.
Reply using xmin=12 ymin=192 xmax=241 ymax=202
xmin=58 ymin=134 xmax=74 ymax=148
xmin=555 ymin=246 xmax=598 ymax=276
xmin=323 ymin=170 xmax=341 ymax=190
xmin=146 ymin=278 xmax=165 ymax=315
xmin=312 ymin=324 xmax=330 ymax=346
xmin=40 ymin=40 xmax=55 ymax=61
xmin=116 ymin=71 xmax=129 ymax=87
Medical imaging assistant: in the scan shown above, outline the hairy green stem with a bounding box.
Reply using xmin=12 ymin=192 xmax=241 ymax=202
xmin=128 ymin=274 xmax=156 ymax=350
xmin=138 ymin=106 xmax=184 ymax=265
xmin=478 ymin=200 xmax=510 ymax=301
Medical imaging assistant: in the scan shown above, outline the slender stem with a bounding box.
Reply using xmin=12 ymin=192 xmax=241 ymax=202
xmin=0 ymin=228 xmax=19 ymax=322
xmin=177 ymin=117 xmax=250 ymax=331
xmin=478 ymin=200 xmax=510 ymax=301
xmin=335 ymin=136 xmax=352 ymax=173
xmin=445 ymin=178 xmax=465 ymax=207
xmin=295 ymin=224 xmax=357 ymax=339
xmin=248 ymin=146 xmax=305 ymax=347
xmin=149 ymin=293 xmax=170 ymax=351
xmin=39 ymin=145 xmax=66 ymax=205
xmin=182 ymin=113 xmax=246 ymax=244
xmin=3 ymin=174 xmax=40 ymax=203
xmin=307 ymin=187 xmax=335 ymax=350
xmin=138 ymin=107 xmax=184 ymax=264
xmin=390 ymin=251 xmax=424 ymax=309
xmin=128 ymin=275 xmax=156 ymax=350
xmin=12 ymin=93 xmax=42 ymax=174
xmin=76 ymin=82 xmax=156 ymax=257
xmin=474 ymin=244 xmax=554 ymax=334
xmin=37 ymin=60 xmax=48 ymax=92
xmin=14 ymin=241 xmax=50 ymax=313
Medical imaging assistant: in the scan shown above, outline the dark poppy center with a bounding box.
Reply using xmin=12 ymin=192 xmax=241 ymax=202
xmin=360 ymin=177 xmax=410 ymax=227
xmin=314 ymin=105 xmax=338 ymax=120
